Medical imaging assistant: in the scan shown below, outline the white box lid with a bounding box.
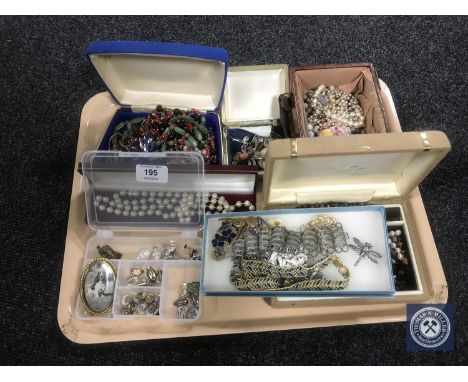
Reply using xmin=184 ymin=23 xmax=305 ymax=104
xmin=221 ymin=64 xmax=288 ymax=125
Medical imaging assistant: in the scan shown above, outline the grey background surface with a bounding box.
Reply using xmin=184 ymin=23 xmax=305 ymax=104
xmin=0 ymin=16 xmax=466 ymax=365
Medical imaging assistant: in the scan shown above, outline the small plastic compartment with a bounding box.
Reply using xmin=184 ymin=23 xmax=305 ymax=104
xmin=113 ymin=286 xmax=161 ymax=318
xmin=117 ymin=260 xmax=164 ymax=288
xmin=159 ymin=260 xmax=201 ymax=322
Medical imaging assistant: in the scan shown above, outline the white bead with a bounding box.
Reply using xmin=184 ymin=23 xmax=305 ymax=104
xmin=102 ymin=196 xmax=110 ymax=203
xmin=94 ymin=201 xmax=100 ymax=207
xmin=114 ymin=209 xmax=122 ymax=215
xmin=208 ymin=204 xmax=215 ymax=211
xmin=141 ymin=191 xmax=148 ymax=197
xmin=171 ymin=198 xmax=177 ymax=204
xmin=122 ymin=210 xmax=130 ymax=217
xmin=140 ymin=204 xmax=147 ymax=210
xmin=123 ymin=199 xmax=130 ymax=205
xmin=244 ymin=200 xmax=251 ymax=207
xmin=131 ymin=199 xmax=138 ymax=205
xmin=132 ymin=205 xmax=139 ymax=211
xmin=235 ymin=201 xmax=242 ymax=208
xmin=249 ymin=205 xmax=255 ymax=211
xmin=99 ymin=205 xmax=106 ymax=211
xmin=170 ymin=212 xmax=176 ymax=218
xmin=217 ymin=205 xmax=223 ymax=212
xmin=119 ymin=191 xmax=127 ymax=196
xmin=230 ymin=205 xmax=235 ymax=212
xmin=138 ymin=210 xmax=145 ymax=217
xmin=155 ymin=210 xmax=162 ymax=216
xmin=95 ymin=195 xmax=103 ymax=202
xmin=107 ymin=207 xmax=114 ymax=213
xmin=149 ymin=191 xmax=156 ymax=197
xmin=113 ymin=193 xmax=120 ymax=200
xmin=109 ymin=201 xmax=116 ymax=207
xmin=147 ymin=209 xmax=154 ymax=216
xmin=162 ymin=213 xmax=169 ymax=220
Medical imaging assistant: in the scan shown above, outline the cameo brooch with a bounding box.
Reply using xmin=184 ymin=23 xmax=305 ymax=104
xmin=80 ymin=258 xmax=117 ymax=315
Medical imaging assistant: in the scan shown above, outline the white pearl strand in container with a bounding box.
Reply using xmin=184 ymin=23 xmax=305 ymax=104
xmin=93 ymin=190 xmax=201 ymax=223
xmin=304 ymin=84 xmax=365 ymax=137
xmin=205 ymin=192 xmax=255 ymax=214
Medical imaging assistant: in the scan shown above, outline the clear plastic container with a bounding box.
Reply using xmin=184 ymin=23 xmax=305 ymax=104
xmin=81 ymin=151 xmax=205 ymax=231
xmin=75 ymin=235 xmax=202 ymax=322
xmin=76 ymin=150 xmax=204 ymax=323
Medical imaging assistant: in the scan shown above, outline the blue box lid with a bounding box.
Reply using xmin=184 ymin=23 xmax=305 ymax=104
xmin=87 ymin=41 xmax=229 ymax=111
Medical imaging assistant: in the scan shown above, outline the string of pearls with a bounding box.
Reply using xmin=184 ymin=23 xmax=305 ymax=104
xmin=205 ymin=192 xmax=255 ymax=214
xmin=304 ymin=85 xmax=365 ymax=137
xmin=93 ymin=190 xmax=201 ymax=223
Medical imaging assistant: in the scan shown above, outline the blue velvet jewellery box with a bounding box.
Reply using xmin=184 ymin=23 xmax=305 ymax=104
xmin=87 ymin=41 xmax=229 ymax=164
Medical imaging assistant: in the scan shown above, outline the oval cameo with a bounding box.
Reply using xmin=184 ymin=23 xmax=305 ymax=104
xmin=80 ymin=258 xmax=116 ymax=314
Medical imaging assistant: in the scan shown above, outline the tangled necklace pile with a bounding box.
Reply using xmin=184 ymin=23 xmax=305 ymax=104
xmin=304 ymin=85 xmax=365 ymax=137
xmin=108 ymin=105 xmax=217 ymax=164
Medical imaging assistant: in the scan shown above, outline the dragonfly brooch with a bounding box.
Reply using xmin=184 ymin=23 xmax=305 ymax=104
xmin=349 ymin=237 xmax=382 ymax=266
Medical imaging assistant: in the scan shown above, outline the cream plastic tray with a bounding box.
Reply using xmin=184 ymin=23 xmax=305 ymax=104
xmin=57 ymin=81 xmax=448 ymax=343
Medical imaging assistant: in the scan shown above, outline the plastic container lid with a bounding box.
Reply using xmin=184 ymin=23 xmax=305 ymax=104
xmin=81 ymin=151 xmax=205 ymax=231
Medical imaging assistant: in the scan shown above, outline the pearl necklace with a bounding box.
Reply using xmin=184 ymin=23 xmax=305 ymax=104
xmin=93 ymin=190 xmax=202 ymax=223
xmin=304 ymin=85 xmax=365 ymax=136
xmin=205 ymin=192 xmax=255 ymax=214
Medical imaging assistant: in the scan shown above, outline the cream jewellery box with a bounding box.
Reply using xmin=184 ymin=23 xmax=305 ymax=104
xmin=87 ymin=41 xmax=229 ymax=164
xmin=220 ymin=65 xmax=289 ymax=167
xmin=261 ymin=132 xmax=451 ymax=306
